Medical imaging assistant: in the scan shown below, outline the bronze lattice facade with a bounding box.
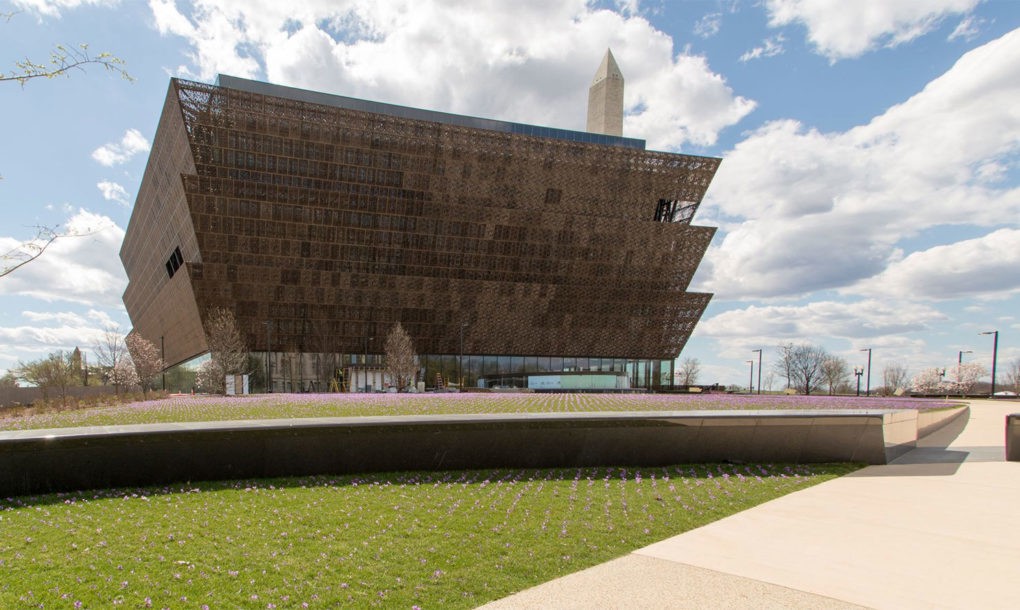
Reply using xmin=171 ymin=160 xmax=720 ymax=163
xmin=121 ymin=76 xmax=719 ymax=390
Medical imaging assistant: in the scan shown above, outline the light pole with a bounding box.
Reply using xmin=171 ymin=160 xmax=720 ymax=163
xmin=752 ymin=348 xmax=762 ymax=394
xmin=364 ymin=336 xmax=373 ymax=392
xmin=859 ymin=348 xmax=872 ymax=397
xmin=980 ymin=330 xmax=998 ymax=397
xmin=264 ymin=321 xmax=273 ymax=393
xmin=854 ymin=366 xmax=863 ymax=396
xmin=161 ymin=335 xmax=166 ymax=391
xmin=958 ymin=350 xmax=972 ymax=365
xmin=459 ymin=322 xmax=468 ymax=388
xmin=746 ymin=360 xmax=754 ymax=393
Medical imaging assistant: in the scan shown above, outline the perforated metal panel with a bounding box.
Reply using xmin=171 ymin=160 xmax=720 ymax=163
xmin=122 ymin=77 xmax=719 ymax=369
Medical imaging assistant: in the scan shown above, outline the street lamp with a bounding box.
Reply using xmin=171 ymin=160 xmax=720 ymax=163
xmin=364 ymin=335 xmax=373 ymax=393
xmin=264 ymin=321 xmax=273 ymax=393
xmin=161 ymin=335 xmax=166 ymax=391
xmin=854 ymin=366 xmax=863 ymax=396
xmin=859 ymin=348 xmax=872 ymax=397
xmin=980 ymin=330 xmax=999 ymax=397
xmin=752 ymin=348 xmax=762 ymax=394
xmin=746 ymin=360 xmax=754 ymax=393
xmin=958 ymin=350 xmax=972 ymax=365
xmin=459 ymin=322 xmax=468 ymax=388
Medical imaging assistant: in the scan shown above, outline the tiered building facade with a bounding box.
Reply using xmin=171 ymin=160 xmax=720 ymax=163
xmin=121 ymin=67 xmax=719 ymax=391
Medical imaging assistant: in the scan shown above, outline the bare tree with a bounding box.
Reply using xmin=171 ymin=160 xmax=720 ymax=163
xmin=0 ymin=370 xmax=18 ymax=389
xmin=16 ymin=351 xmax=77 ymax=406
xmin=1006 ymin=358 xmax=1020 ymax=395
xmin=785 ymin=344 xmax=828 ymax=395
xmin=881 ymin=364 xmax=909 ymax=396
xmin=774 ymin=343 xmax=795 ymax=390
xmin=675 ymin=357 xmax=700 ymax=386
xmin=820 ymin=355 xmax=850 ymax=395
xmin=93 ymin=327 xmax=129 ymax=390
xmin=384 ymin=322 xmax=418 ymax=392
xmin=125 ymin=332 xmax=164 ymax=394
xmin=203 ymin=307 xmax=249 ymax=394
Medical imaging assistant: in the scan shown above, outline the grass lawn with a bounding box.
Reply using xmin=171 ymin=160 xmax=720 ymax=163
xmin=0 ymin=392 xmax=958 ymax=432
xmin=0 ymin=462 xmax=858 ymax=608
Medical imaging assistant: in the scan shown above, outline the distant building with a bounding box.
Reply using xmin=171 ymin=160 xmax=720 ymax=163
xmin=586 ymin=49 xmax=625 ymax=136
xmin=121 ymin=54 xmax=719 ymax=391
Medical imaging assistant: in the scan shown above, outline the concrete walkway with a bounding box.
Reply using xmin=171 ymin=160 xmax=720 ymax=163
xmin=480 ymin=400 xmax=1020 ymax=609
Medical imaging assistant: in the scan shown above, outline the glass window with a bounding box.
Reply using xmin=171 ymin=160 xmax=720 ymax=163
xmin=576 ymin=357 xmax=589 ymax=371
xmin=512 ymin=356 xmax=525 ymax=373
xmin=467 ymin=355 xmax=481 ymax=388
xmin=525 ymin=356 xmax=538 ymax=374
xmin=499 ymin=355 xmax=511 ymax=375
xmin=550 ymin=357 xmax=563 ymax=373
xmin=563 ymin=357 xmax=576 ymax=372
xmin=483 ymin=355 xmax=498 ymax=376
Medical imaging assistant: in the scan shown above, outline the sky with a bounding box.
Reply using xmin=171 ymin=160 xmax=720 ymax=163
xmin=1 ymin=0 xmax=1018 ymax=389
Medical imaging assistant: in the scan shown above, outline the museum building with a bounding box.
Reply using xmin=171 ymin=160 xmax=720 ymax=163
xmin=120 ymin=52 xmax=720 ymax=391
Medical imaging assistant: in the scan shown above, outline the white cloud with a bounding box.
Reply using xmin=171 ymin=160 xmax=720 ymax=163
xmin=146 ymin=0 xmax=754 ymax=150
xmin=948 ymin=15 xmax=983 ymax=42
xmin=700 ymin=299 xmax=946 ymax=343
xmin=91 ymin=128 xmax=150 ymax=167
xmin=694 ymin=12 xmax=721 ymax=38
xmin=698 ymin=28 xmax=1020 ymax=299
xmin=739 ymin=34 xmax=785 ymax=62
xmin=696 ymin=300 xmax=946 ymax=370
xmin=0 ymin=209 xmax=128 ymax=308
xmin=0 ymin=309 xmax=117 ymax=370
xmin=853 ymin=229 xmax=1020 ymax=300
xmin=96 ymin=180 xmax=130 ymax=205
xmin=13 ymin=0 xmax=118 ymax=19
xmin=765 ymin=0 xmax=981 ymax=61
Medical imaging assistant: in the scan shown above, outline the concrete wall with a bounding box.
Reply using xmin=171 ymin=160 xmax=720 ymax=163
xmin=1008 ymin=414 xmax=1020 ymax=462
xmin=0 ymin=408 xmax=962 ymax=497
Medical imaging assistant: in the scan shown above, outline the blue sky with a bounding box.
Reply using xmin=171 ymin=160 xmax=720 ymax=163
xmin=1 ymin=0 xmax=1018 ymax=388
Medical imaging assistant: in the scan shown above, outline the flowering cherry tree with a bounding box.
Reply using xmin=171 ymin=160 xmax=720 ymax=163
xmin=109 ymin=357 xmax=139 ymax=392
xmin=125 ymin=332 xmax=164 ymax=394
xmin=910 ymin=367 xmax=947 ymax=394
xmin=946 ymin=362 xmax=987 ymax=395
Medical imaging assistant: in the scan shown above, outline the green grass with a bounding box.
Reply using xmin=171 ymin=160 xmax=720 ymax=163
xmin=0 ymin=392 xmax=957 ymax=432
xmin=0 ymin=463 xmax=858 ymax=608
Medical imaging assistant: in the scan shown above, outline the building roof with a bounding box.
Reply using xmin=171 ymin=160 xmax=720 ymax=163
xmin=216 ymin=74 xmax=647 ymax=150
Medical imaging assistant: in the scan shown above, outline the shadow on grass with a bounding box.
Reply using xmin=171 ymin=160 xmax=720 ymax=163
xmin=1 ymin=462 xmax=861 ymax=509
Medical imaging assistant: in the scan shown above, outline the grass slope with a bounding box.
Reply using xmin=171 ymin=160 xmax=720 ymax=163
xmin=0 ymin=463 xmax=858 ymax=608
xmin=0 ymin=392 xmax=957 ymax=432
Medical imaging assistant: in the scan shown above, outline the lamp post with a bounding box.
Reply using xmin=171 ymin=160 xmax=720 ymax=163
xmin=264 ymin=321 xmax=273 ymax=393
xmin=854 ymin=366 xmax=863 ymax=396
xmin=859 ymin=348 xmax=872 ymax=397
xmin=746 ymin=360 xmax=754 ymax=393
xmin=980 ymin=330 xmax=998 ymax=397
xmin=752 ymin=348 xmax=762 ymax=394
xmin=459 ymin=322 xmax=468 ymax=388
xmin=958 ymin=350 xmax=972 ymax=365
xmin=161 ymin=335 xmax=166 ymax=391
xmin=364 ymin=336 xmax=373 ymax=392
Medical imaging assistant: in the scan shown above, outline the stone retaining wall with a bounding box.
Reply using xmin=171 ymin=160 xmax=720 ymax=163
xmin=0 ymin=407 xmax=967 ymax=497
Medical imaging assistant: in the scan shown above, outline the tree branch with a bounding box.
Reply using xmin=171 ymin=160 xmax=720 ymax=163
xmin=2 ymin=42 xmax=133 ymax=86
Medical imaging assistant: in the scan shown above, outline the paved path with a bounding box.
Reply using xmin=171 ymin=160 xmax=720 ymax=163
xmin=480 ymin=400 xmax=1019 ymax=609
